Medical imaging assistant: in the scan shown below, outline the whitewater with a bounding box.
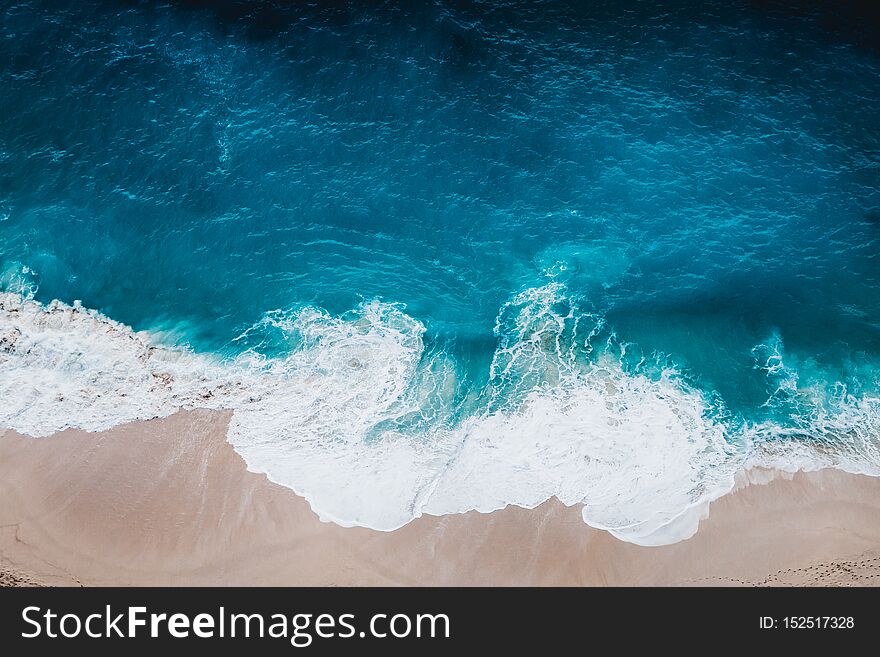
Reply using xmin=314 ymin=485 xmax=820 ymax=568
xmin=1 ymin=1 xmax=879 ymax=545
xmin=3 ymin=281 xmax=879 ymax=546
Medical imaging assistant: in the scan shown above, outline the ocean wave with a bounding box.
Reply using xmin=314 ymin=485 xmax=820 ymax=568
xmin=1 ymin=284 xmax=878 ymax=545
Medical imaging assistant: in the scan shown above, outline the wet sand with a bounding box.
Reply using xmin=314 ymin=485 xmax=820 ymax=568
xmin=2 ymin=409 xmax=879 ymax=586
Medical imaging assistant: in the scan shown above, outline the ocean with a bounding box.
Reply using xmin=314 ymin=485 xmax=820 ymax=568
xmin=1 ymin=0 xmax=878 ymax=544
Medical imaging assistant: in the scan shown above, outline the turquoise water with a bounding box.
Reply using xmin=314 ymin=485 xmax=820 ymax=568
xmin=1 ymin=1 xmax=879 ymax=543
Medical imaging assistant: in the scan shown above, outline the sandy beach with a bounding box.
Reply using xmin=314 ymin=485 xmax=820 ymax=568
xmin=1 ymin=409 xmax=879 ymax=587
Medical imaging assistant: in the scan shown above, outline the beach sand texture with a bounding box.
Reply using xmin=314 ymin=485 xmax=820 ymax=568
xmin=1 ymin=409 xmax=879 ymax=586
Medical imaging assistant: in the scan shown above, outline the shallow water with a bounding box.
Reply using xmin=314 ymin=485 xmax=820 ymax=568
xmin=1 ymin=1 xmax=879 ymax=544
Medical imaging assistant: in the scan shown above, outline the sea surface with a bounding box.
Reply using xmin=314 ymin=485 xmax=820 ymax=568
xmin=1 ymin=0 xmax=879 ymax=544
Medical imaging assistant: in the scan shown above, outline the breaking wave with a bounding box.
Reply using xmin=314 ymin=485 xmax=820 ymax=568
xmin=2 ymin=282 xmax=879 ymax=546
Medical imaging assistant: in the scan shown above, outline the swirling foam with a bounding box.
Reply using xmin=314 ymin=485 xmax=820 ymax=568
xmin=2 ymin=285 xmax=878 ymax=545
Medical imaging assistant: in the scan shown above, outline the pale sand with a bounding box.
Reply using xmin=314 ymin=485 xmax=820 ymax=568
xmin=1 ymin=409 xmax=879 ymax=586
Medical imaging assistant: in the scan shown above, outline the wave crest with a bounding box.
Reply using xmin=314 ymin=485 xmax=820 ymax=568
xmin=1 ymin=284 xmax=878 ymax=545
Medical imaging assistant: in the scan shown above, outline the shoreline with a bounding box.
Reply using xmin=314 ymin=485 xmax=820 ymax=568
xmin=2 ymin=409 xmax=879 ymax=586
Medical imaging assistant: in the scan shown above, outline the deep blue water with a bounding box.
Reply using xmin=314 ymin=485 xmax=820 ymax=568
xmin=1 ymin=2 xmax=880 ymax=534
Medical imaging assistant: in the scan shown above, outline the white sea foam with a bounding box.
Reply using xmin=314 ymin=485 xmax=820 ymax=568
xmin=745 ymin=386 xmax=880 ymax=477
xmin=1 ymin=284 xmax=878 ymax=546
xmin=0 ymin=292 xmax=234 ymax=434
xmin=0 ymin=261 xmax=39 ymax=301
xmin=747 ymin=331 xmax=880 ymax=476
